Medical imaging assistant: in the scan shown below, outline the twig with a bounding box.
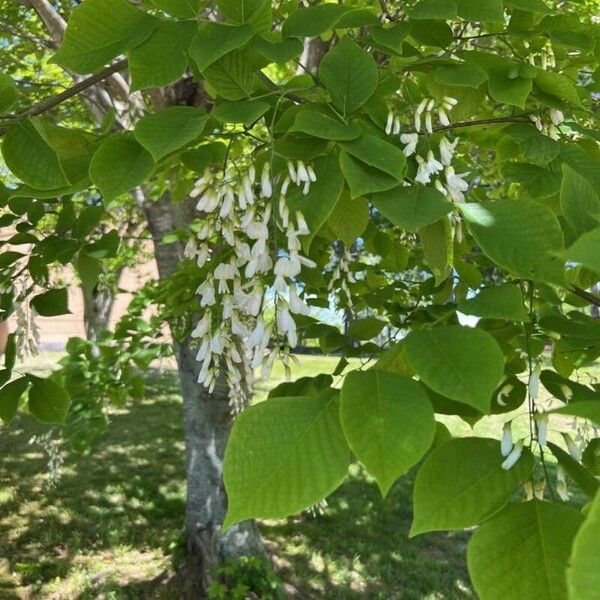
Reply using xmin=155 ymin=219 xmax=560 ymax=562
xmin=570 ymin=285 xmax=600 ymax=307
xmin=0 ymin=58 xmax=128 ymax=127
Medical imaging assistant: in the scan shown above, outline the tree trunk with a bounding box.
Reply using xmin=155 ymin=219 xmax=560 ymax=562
xmin=81 ymin=283 xmax=115 ymax=343
xmin=142 ymin=192 xmax=264 ymax=599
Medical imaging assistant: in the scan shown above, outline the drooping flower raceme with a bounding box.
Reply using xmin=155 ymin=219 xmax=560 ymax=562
xmin=186 ymin=162 xmax=316 ymax=411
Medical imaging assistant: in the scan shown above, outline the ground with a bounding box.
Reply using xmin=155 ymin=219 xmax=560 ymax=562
xmin=0 ymin=355 xmax=594 ymax=599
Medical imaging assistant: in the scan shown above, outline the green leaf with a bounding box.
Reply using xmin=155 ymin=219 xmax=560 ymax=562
xmin=433 ymin=62 xmax=488 ymax=88
xmin=455 ymin=0 xmax=504 ymax=21
xmin=30 ymin=288 xmax=69 ymax=317
xmin=202 ymin=51 xmax=256 ymax=100
xmin=404 ymin=326 xmax=505 ymax=413
xmin=53 ymin=0 xmax=157 ymax=74
xmin=84 ymin=230 xmax=120 ymax=259
xmin=212 ymin=100 xmax=269 ymax=126
xmin=2 ymin=120 xmax=70 ymax=190
xmin=287 ymin=155 xmax=345 ymax=251
xmin=487 ymin=67 xmax=532 ymax=108
xmin=419 ymin=217 xmax=453 ymax=284
xmin=348 ymin=317 xmax=386 ymax=340
xmin=565 ymin=229 xmax=600 ymax=274
xmin=149 ymin=0 xmax=200 ymax=18
xmin=371 ymin=186 xmax=452 ymax=231
xmin=76 ymin=252 xmax=102 ymax=295
xmin=467 ymin=500 xmax=583 ymax=600
xmin=182 ymin=142 xmax=228 ymax=173
xmin=458 ymin=284 xmax=528 ymax=321
xmin=547 ymin=442 xmax=599 ymax=498
xmin=291 ymin=109 xmax=362 ymax=141
xmin=340 ymin=371 xmax=435 ymax=496
xmin=223 ymin=395 xmax=350 ymax=528
xmin=340 ymin=135 xmax=406 ymax=180
xmin=318 ymin=37 xmax=378 ymax=115
xmin=0 ymin=73 xmax=18 ymax=113
xmin=189 ymin=23 xmax=253 ymax=72
xmin=252 ymin=36 xmax=303 ymax=64
xmin=504 ymin=0 xmax=551 ymax=13
xmin=129 ymin=21 xmax=196 ymax=91
xmin=560 ymin=165 xmax=600 ymax=234
xmin=282 ymin=5 xmax=376 ymax=38
xmin=552 ymin=401 xmax=600 ymax=426
xmin=459 ymin=200 xmax=566 ymax=284
xmin=89 ymin=136 xmax=154 ymax=200
xmin=370 ymin=24 xmax=411 ymax=55
xmin=568 ymin=490 xmax=600 ymax=600
xmin=409 ymin=0 xmax=457 ymax=20
xmin=339 ymin=152 xmax=398 ymax=199
xmin=411 ymin=438 xmax=534 ymax=536
xmin=27 ymin=378 xmax=71 ymax=425
xmin=325 ymin=193 xmax=369 ymax=245
xmin=0 ymin=378 xmax=29 ymax=425
xmin=134 ymin=107 xmax=207 ymax=161
xmin=535 ymin=69 xmax=581 ymax=107
xmin=216 ymin=0 xmax=270 ymax=30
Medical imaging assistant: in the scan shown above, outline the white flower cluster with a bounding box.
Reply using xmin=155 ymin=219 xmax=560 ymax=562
xmin=14 ymin=279 xmax=41 ymax=359
xmin=327 ymin=247 xmax=356 ymax=309
xmin=526 ymin=41 xmax=556 ymax=71
xmin=185 ymin=161 xmax=315 ymax=410
xmin=529 ymin=108 xmax=564 ymax=141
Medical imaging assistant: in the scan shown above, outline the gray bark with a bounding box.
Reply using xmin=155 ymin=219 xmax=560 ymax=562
xmin=142 ymin=193 xmax=264 ymax=599
xmin=81 ymin=283 xmax=115 ymax=343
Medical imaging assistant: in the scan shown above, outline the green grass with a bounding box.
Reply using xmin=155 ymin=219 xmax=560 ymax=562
xmin=0 ymin=355 xmax=595 ymax=599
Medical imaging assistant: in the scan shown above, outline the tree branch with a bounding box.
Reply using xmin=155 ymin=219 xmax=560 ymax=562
xmin=0 ymin=59 xmax=128 ymax=130
xmin=570 ymin=285 xmax=600 ymax=308
xmin=415 ymin=115 xmax=530 ymax=135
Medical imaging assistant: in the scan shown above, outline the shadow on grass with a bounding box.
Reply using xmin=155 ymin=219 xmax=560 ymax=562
xmin=1 ymin=370 xmax=474 ymax=599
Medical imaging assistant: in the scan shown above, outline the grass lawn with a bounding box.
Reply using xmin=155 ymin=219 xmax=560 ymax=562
xmin=0 ymin=355 xmax=594 ymax=599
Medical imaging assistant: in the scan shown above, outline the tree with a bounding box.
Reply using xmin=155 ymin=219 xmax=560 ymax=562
xmin=1 ymin=0 xmax=600 ymax=598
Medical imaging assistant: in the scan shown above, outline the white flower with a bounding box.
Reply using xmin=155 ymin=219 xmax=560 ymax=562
xmin=274 ymin=256 xmax=302 ymax=279
xmin=276 ymin=304 xmax=298 ymax=347
xmin=219 ymin=190 xmax=235 ymax=219
xmin=247 ymin=318 xmax=267 ymax=348
xmin=424 ymin=111 xmax=433 ymax=134
xmin=501 ymin=422 xmax=513 ymax=457
xmin=502 ymin=438 xmax=524 ymax=470
xmin=442 ymin=96 xmax=458 ymax=110
xmin=415 ymin=156 xmax=432 ymax=184
xmin=439 ymin=136 xmax=459 ymax=166
xmin=400 ymin=133 xmax=419 ymax=157
xmin=562 ymin=433 xmax=582 ymax=461
xmin=416 ymin=98 xmax=429 ymax=115
xmin=245 ymin=220 xmax=269 ymax=241
xmin=529 ymin=367 xmax=540 ymax=401
xmin=307 ymin=165 xmax=317 ymax=183
xmin=414 ymin=112 xmax=421 ymax=132
xmin=425 ymin=150 xmax=443 ymax=176
xmin=261 ymin=163 xmax=272 ymax=198
xmin=445 ymin=166 xmax=469 ymax=202
xmin=214 ymin=262 xmax=237 ymax=293
xmin=438 ymin=107 xmax=450 ymax=127
xmin=434 ymin=179 xmax=448 ymax=196
xmin=288 ymin=286 xmax=310 ymax=316
xmin=529 ymin=114 xmax=543 ymax=132
xmin=198 ymin=280 xmax=216 ymax=307
xmin=297 ymin=161 xmax=310 ymax=183
xmin=287 ymin=160 xmax=297 ymax=183
xmin=386 ymin=111 xmax=394 ymax=135
xmin=535 ymin=413 xmax=548 ymax=448
xmin=295 ymin=211 xmax=310 ymax=235
xmin=192 ymin=313 xmax=211 ymax=338
xmin=549 ymin=108 xmax=564 ymax=126
xmin=559 ymin=384 xmax=573 ymax=402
